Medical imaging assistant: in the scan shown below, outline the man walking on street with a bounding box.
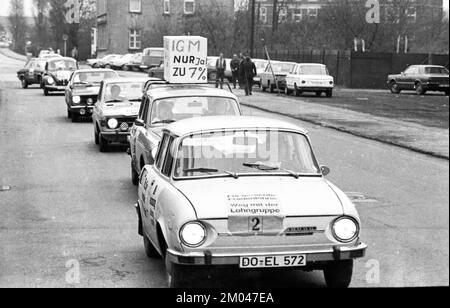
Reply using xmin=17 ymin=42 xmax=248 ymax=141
xmin=215 ymin=53 xmax=226 ymax=89
xmin=241 ymin=56 xmax=257 ymax=96
xmin=71 ymin=46 xmax=79 ymax=61
xmin=230 ymin=54 xmax=240 ymax=89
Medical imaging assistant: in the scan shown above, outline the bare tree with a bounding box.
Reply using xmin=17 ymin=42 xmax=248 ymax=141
xmin=8 ymin=0 xmax=29 ymax=53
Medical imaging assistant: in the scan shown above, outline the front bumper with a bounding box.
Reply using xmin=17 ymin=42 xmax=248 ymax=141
xmin=297 ymin=86 xmax=334 ymax=92
xmin=100 ymin=130 xmax=131 ymax=143
xmin=45 ymin=85 xmax=66 ymax=91
xmin=69 ymin=105 xmax=94 ymax=116
xmin=167 ymin=243 xmax=367 ymax=266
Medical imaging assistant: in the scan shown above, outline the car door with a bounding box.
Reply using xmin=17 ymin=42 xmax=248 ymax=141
xmin=399 ymin=66 xmax=416 ymax=89
xmin=142 ymin=133 xmax=174 ymax=245
xmin=134 ymin=97 xmax=152 ymax=172
xmin=93 ymin=81 xmax=105 ymax=127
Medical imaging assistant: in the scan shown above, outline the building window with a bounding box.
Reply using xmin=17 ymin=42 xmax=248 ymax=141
xmin=260 ymin=7 xmax=267 ymax=23
xmin=308 ymin=8 xmax=318 ymax=19
xmin=184 ymin=0 xmax=195 ymax=15
xmin=129 ymin=29 xmax=142 ymax=50
xmin=129 ymin=0 xmax=142 ymax=13
xmin=164 ymin=0 xmax=170 ymax=14
xmin=279 ymin=8 xmax=287 ymax=23
xmin=293 ymin=8 xmax=302 ymax=22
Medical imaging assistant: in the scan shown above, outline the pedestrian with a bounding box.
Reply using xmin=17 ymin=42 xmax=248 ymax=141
xmin=71 ymin=46 xmax=79 ymax=61
xmin=230 ymin=54 xmax=240 ymax=89
xmin=238 ymin=52 xmax=245 ymax=89
xmin=215 ymin=53 xmax=226 ymax=89
xmin=241 ymin=56 xmax=257 ymax=96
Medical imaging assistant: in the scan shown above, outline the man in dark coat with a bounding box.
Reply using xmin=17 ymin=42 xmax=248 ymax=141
xmin=230 ymin=54 xmax=240 ymax=89
xmin=241 ymin=56 xmax=257 ymax=96
xmin=215 ymin=53 xmax=226 ymax=89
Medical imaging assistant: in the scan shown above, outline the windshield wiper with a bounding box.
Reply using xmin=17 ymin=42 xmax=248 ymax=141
xmin=183 ymin=168 xmax=239 ymax=179
xmin=74 ymin=82 xmax=95 ymax=87
xmin=152 ymin=119 xmax=177 ymax=125
xmin=105 ymin=99 xmax=125 ymax=103
xmin=243 ymin=162 xmax=300 ymax=179
xmin=129 ymin=99 xmax=142 ymax=102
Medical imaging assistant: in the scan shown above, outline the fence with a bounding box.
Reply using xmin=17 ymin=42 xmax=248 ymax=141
xmin=249 ymin=49 xmax=450 ymax=89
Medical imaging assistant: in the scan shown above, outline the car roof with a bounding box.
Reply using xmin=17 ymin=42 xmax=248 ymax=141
xmin=73 ymin=68 xmax=117 ymax=74
xmin=409 ymin=65 xmax=447 ymax=68
xmin=103 ymin=77 xmax=152 ymax=84
xmin=147 ymin=85 xmax=238 ymax=100
xmin=164 ymin=116 xmax=308 ymax=137
xmin=297 ymin=63 xmax=326 ymax=66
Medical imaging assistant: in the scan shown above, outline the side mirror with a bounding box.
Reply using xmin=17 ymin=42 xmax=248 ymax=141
xmin=321 ymin=166 xmax=331 ymax=177
xmin=151 ymin=148 xmax=158 ymax=162
xmin=134 ymin=119 xmax=145 ymax=127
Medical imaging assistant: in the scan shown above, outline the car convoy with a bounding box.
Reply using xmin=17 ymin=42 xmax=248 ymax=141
xmin=14 ymin=42 xmax=448 ymax=288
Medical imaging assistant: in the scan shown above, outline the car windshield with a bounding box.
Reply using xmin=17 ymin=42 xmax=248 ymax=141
xmin=47 ymin=60 xmax=77 ymax=71
xmin=73 ymin=71 xmax=118 ymax=84
xmin=150 ymin=97 xmax=239 ymax=125
xmin=174 ymin=130 xmax=320 ymax=179
xmin=269 ymin=62 xmax=295 ymax=73
xmin=299 ymin=65 xmax=328 ymax=75
xmin=104 ymin=82 xmax=144 ymax=102
xmin=425 ymin=67 xmax=449 ymax=74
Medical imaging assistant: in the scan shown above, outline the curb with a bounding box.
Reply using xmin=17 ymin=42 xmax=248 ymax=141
xmin=241 ymin=103 xmax=449 ymax=161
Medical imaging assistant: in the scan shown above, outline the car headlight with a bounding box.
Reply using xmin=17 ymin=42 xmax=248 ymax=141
xmin=107 ymin=118 xmax=118 ymax=129
xmin=47 ymin=77 xmax=55 ymax=84
xmin=332 ymin=217 xmax=359 ymax=243
xmin=72 ymin=96 xmax=81 ymax=104
xmin=180 ymin=222 xmax=207 ymax=248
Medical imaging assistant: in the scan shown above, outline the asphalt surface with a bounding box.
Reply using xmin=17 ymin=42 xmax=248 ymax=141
xmin=0 ymin=53 xmax=448 ymax=288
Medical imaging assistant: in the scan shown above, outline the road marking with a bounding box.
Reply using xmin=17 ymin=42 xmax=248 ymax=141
xmin=346 ymin=192 xmax=378 ymax=204
xmin=0 ymin=186 xmax=11 ymax=192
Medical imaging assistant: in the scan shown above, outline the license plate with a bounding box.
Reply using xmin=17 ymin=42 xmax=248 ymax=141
xmin=228 ymin=216 xmax=283 ymax=234
xmin=240 ymin=255 xmax=306 ymax=269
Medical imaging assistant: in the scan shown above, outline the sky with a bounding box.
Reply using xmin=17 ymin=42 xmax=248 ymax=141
xmin=0 ymin=0 xmax=448 ymax=16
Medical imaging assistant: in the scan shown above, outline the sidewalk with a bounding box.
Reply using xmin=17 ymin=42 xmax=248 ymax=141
xmin=236 ymin=91 xmax=449 ymax=159
xmin=0 ymin=48 xmax=27 ymax=62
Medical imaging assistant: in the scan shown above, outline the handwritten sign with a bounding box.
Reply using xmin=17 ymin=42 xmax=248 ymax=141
xmin=163 ymin=36 xmax=208 ymax=84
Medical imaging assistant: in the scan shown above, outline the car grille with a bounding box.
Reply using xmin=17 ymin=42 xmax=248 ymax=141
xmin=57 ymin=79 xmax=69 ymax=86
xmin=110 ymin=117 xmax=137 ymax=131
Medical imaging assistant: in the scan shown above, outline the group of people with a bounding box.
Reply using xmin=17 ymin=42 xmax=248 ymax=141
xmin=215 ymin=53 xmax=258 ymax=96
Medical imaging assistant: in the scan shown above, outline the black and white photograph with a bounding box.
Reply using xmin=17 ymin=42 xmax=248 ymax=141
xmin=0 ymin=0 xmax=448 ymax=294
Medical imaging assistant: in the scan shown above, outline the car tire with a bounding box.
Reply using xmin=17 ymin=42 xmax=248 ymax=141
xmin=122 ymin=65 xmax=129 ymax=71
xmin=132 ymin=163 xmax=139 ymax=186
xmin=105 ymin=65 xmax=111 ymax=69
xmin=21 ymin=78 xmax=28 ymax=89
xmin=269 ymin=84 xmax=276 ymax=93
xmin=389 ymin=81 xmax=401 ymax=94
xmin=324 ymin=260 xmax=354 ymax=288
xmin=294 ymin=84 xmax=302 ymax=97
xmin=316 ymin=91 xmax=322 ymax=97
xmin=165 ymin=255 xmax=192 ymax=288
xmin=99 ymin=133 xmax=109 ymax=152
xmin=326 ymin=90 xmax=333 ymax=98
xmin=67 ymin=109 xmax=72 ymax=119
xmin=143 ymin=235 xmax=160 ymax=259
xmin=44 ymin=89 xmax=49 ymax=96
xmin=71 ymin=113 xmax=78 ymax=123
xmin=415 ymin=82 xmax=426 ymax=95
xmin=285 ymin=86 xmax=292 ymax=96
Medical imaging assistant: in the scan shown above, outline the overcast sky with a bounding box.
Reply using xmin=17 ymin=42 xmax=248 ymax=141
xmin=0 ymin=0 xmax=448 ymax=16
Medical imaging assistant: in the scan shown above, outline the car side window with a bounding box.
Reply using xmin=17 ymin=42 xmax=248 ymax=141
xmin=138 ymin=97 xmax=147 ymax=120
xmin=162 ymin=137 xmax=175 ymax=177
xmin=156 ymin=134 xmax=170 ymax=171
xmin=404 ymin=67 xmax=416 ymax=75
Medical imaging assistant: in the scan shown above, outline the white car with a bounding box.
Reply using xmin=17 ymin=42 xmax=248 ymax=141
xmin=136 ymin=116 xmax=367 ymax=288
xmin=110 ymin=54 xmax=135 ymax=70
xmin=285 ymin=63 xmax=334 ymax=97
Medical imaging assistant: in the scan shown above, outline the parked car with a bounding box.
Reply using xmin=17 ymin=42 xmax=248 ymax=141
xmin=87 ymin=54 xmax=121 ymax=68
xmin=148 ymin=63 xmax=165 ymax=79
xmin=42 ymin=57 xmax=79 ymax=96
xmin=65 ymin=69 xmax=118 ymax=122
xmin=388 ymin=65 xmax=449 ymax=96
xmin=140 ymin=48 xmax=164 ymax=71
xmin=135 ymin=116 xmax=367 ymax=288
xmin=17 ymin=58 xmax=47 ymax=89
xmin=129 ymin=84 xmax=243 ymax=185
xmin=127 ymin=53 xmax=143 ymax=71
xmin=285 ymin=63 xmax=334 ymax=97
xmin=92 ymin=77 xmax=154 ymax=152
xmin=253 ymin=59 xmax=269 ymax=87
xmin=110 ymin=54 xmax=135 ymax=71
xmin=260 ymin=61 xmax=297 ymax=93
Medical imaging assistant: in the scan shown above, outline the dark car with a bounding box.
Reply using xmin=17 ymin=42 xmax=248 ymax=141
xmin=17 ymin=58 xmax=47 ymax=89
xmin=65 ymin=69 xmax=119 ymax=122
xmin=42 ymin=57 xmax=79 ymax=96
xmin=388 ymin=65 xmax=449 ymax=96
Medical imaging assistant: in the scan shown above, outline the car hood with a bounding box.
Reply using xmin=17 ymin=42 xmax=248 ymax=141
xmin=102 ymin=102 xmax=141 ymax=117
xmin=72 ymin=86 xmax=101 ymax=96
xmin=51 ymin=70 xmax=73 ymax=80
xmin=174 ymin=177 xmax=344 ymax=219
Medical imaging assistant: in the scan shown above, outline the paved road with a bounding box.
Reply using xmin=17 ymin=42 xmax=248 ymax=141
xmin=0 ymin=54 xmax=448 ymax=287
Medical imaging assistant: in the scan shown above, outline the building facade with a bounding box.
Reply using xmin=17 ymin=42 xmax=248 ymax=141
xmin=96 ymin=0 xmax=235 ymax=56
xmin=255 ymin=0 xmax=444 ymax=26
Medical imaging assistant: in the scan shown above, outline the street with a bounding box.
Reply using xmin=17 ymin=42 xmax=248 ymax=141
xmin=0 ymin=53 xmax=448 ymax=288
